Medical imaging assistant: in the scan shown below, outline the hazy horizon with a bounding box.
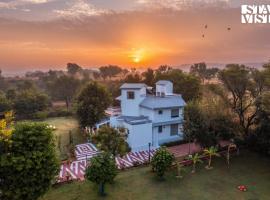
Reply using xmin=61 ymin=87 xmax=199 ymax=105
xmin=1 ymin=0 xmax=270 ymax=73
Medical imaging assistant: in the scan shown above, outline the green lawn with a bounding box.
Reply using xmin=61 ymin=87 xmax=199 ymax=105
xmin=41 ymin=117 xmax=86 ymax=160
xmin=42 ymin=150 xmax=270 ymax=200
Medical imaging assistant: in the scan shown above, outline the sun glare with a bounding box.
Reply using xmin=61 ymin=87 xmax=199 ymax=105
xmin=130 ymin=48 xmax=145 ymax=64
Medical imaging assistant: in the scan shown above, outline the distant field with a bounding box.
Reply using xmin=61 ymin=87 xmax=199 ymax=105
xmin=42 ymin=150 xmax=270 ymax=200
xmin=41 ymin=117 xmax=86 ymax=160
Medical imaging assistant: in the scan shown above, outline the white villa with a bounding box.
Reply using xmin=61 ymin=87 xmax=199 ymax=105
xmin=96 ymin=80 xmax=186 ymax=152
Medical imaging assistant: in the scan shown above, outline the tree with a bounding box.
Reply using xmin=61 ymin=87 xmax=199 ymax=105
xmin=175 ymin=162 xmax=185 ymax=179
xmin=0 ymin=111 xmax=14 ymax=154
xmin=67 ymin=63 xmax=82 ymax=75
xmin=142 ymin=68 xmax=155 ymax=86
xmin=155 ymin=69 xmax=201 ymax=102
xmin=250 ymin=92 xmax=270 ymax=155
xmin=13 ymin=90 xmax=50 ymax=118
xmin=203 ymin=146 xmax=220 ymax=169
xmin=189 ymin=153 xmax=203 ymax=173
xmin=0 ymin=122 xmax=59 ymax=200
xmin=151 ymin=147 xmax=174 ymax=179
xmin=226 ymin=143 xmax=237 ymax=167
xmin=190 ymin=62 xmax=208 ymax=83
xmin=183 ymin=101 xmax=216 ymax=148
xmin=190 ymin=63 xmax=219 ymax=83
xmin=92 ymin=126 xmax=130 ymax=157
xmin=48 ymin=75 xmax=81 ymax=110
xmin=99 ymin=65 xmax=123 ymax=80
xmin=218 ymin=64 xmax=265 ymax=136
xmin=0 ymin=69 xmax=8 ymax=91
xmin=85 ymin=152 xmax=117 ymax=196
xmin=123 ymin=73 xmax=142 ymax=83
xmin=5 ymin=89 xmax=16 ymax=100
xmin=76 ymin=82 xmax=112 ymax=128
xmin=156 ymin=65 xmax=172 ymax=74
xmin=16 ymin=80 xmax=36 ymax=91
xmin=184 ymin=98 xmax=235 ymax=148
xmin=0 ymin=92 xmax=11 ymax=113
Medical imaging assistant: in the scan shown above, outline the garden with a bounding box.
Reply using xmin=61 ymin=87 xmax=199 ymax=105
xmin=40 ymin=117 xmax=86 ymax=160
xmin=42 ymin=150 xmax=270 ymax=200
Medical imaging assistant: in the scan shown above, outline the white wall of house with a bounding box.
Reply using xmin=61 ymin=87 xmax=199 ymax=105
xmin=140 ymin=107 xmax=184 ymax=123
xmin=121 ymin=87 xmax=146 ymax=116
xmin=125 ymin=122 xmax=153 ymax=151
xmin=153 ymin=124 xmax=184 ymax=145
xmin=152 ymin=108 xmax=183 ymax=123
xmin=139 ymin=107 xmax=154 ymax=120
xmin=156 ymin=82 xmax=173 ymax=96
xmin=110 ymin=116 xmax=123 ymax=127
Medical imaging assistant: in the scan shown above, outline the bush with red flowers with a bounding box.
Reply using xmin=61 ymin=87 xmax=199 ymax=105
xmin=237 ymin=185 xmax=247 ymax=192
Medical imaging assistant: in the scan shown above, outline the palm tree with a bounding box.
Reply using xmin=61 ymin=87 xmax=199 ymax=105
xmin=203 ymin=146 xmax=220 ymax=169
xmin=175 ymin=161 xmax=185 ymax=179
xmin=190 ymin=153 xmax=203 ymax=173
xmin=226 ymin=143 xmax=237 ymax=167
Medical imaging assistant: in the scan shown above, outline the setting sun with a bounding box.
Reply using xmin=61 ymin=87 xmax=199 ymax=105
xmin=130 ymin=48 xmax=145 ymax=64
xmin=133 ymin=57 xmax=141 ymax=63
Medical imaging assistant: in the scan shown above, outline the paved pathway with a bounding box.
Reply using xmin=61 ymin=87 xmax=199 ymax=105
xmin=58 ymin=141 xmax=232 ymax=183
xmin=58 ymin=143 xmax=156 ymax=182
xmin=168 ymin=143 xmax=202 ymax=158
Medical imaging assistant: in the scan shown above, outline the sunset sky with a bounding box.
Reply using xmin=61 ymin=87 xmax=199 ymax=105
xmin=0 ymin=0 xmax=270 ymax=74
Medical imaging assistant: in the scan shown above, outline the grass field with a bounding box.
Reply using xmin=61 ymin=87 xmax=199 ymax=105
xmin=42 ymin=150 xmax=270 ymax=200
xmin=41 ymin=117 xmax=86 ymax=160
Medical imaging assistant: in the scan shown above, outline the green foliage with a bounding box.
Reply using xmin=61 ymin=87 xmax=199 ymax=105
xmin=190 ymin=62 xmax=219 ymax=82
xmin=0 ymin=111 xmax=14 ymax=153
xmin=99 ymin=65 xmax=123 ymax=80
xmin=0 ymin=92 xmax=12 ymax=112
xmin=92 ymin=126 xmax=130 ymax=157
xmin=218 ymin=64 xmax=266 ymax=136
xmin=47 ymin=75 xmax=81 ymax=110
xmin=183 ymin=101 xmax=215 ymax=147
xmin=190 ymin=153 xmax=203 ymax=173
xmin=151 ymin=147 xmax=174 ymax=178
xmin=142 ymin=68 xmax=155 ymax=86
xmin=76 ymin=82 xmax=112 ymax=128
xmin=249 ymin=92 xmax=270 ymax=155
xmin=0 ymin=122 xmax=59 ymax=200
xmin=67 ymin=63 xmax=82 ymax=75
xmin=203 ymin=146 xmax=220 ymax=169
xmin=85 ymin=152 xmax=118 ymax=196
xmin=14 ymin=90 xmax=50 ymax=119
xmin=183 ymin=100 xmax=235 ymax=148
xmin=155 ymin=69 xmax=201 ymax=102
xmin=123 ymin=73 xmax=142 ymax=83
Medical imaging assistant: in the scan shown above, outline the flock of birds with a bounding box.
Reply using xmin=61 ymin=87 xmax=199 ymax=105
xmin=202 ymin=24 xmax=231 ymax=38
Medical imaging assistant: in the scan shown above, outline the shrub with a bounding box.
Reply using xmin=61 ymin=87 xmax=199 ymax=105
xmin=85 ymin=152 xmax=118 ymax=196
xmin=33 ymin=111 xmax=49 ymax=120
xmin=0 ymin=122 xmax=59 ymax=200
xmin=47 ymin=108 xmax=74 ymax=118
xmin=151 ymin=147 xmax=174 ymax=179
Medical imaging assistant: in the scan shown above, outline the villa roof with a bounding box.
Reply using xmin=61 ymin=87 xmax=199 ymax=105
xmin=117 ymin=115 xmax=152 ymax=125
xmin=120 ymin=83 xmax=147 ymax=89
xmin=139 ymin=95 xmax=186 ymax=110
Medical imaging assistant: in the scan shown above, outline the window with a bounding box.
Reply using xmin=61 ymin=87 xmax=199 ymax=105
xmin=127 ymin=91 xmax=135 ymax=99
xmin=170 ymin=124 xmax=178 ymax=136
xmin=171 ymin=109 xmax=179 ymax=118
xmin=158 ymin=110 xmax=163 ymax=115
xmin=158 ymin=126 xmax=163 ymax=133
